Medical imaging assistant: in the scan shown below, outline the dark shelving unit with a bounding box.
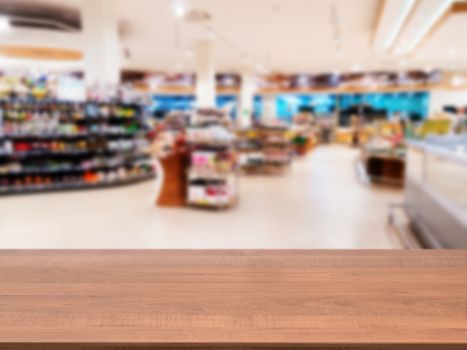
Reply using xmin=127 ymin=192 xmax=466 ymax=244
xmin=0 ymin=100 xmax=155 ymax=195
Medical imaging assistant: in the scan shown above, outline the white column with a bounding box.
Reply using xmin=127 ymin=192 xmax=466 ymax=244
xmin=81 ymin=0 xmax=121 ymax=88
xmin=262 ymin=94 xmax=277 ymax=121
xmin=238 ymin=68 xmax=255 ymax=127
xmin=195 ymin=39 xmax=216 ymax=108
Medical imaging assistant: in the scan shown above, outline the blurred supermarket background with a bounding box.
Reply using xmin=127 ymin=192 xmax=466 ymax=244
xmin=0 ymin=0 xmax=465 ymax=249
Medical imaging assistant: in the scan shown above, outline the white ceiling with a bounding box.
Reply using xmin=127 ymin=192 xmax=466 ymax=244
xmin=119 ymin=0 xmax=382 ymax=73
xmin=1 ymin=0 xmax=467 ymax=73
xmin=414 ymin=5 xmax=467 ymax=67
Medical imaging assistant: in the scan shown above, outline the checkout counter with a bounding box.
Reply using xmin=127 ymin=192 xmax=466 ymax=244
xmin=405 ymin=136 xmax=467 ymax=248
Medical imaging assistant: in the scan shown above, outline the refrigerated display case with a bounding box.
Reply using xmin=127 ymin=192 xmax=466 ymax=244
xmin=405 ymin=136 xmax=467 ymax=248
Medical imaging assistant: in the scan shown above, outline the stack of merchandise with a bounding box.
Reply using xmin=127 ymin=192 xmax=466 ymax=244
xmin=236 ymin=122 xmax=292 ymax=175
xmin=260 ymin=123 xmax=293 ymax=174
xmin=0 ymin=99 xmax=155 ymax=194
xmin=291 ymin=113 xmax=317 ymax=156
xmin=359 ymin=121 xmax=406 ymax=186
xmin=186 ymin=108 xmax=237 ymax=208
xmin=416 ymin=118 xmax=452 ymax=139
xmin=152 ymin=111 xmax=189 ymax=157
xmin=364 ymin=121 xmax=405 ymax=158
xmin=236 ymin=128 xmax=263 ymax=171
xmin=0 ymin=75 xmax=52 ymax=101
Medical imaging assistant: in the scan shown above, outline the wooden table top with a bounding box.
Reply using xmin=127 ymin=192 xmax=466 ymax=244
xmin=1 ymin=250 xmax=466 ymax=349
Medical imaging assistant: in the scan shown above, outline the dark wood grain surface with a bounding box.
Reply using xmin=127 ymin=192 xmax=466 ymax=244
xmin=0 ymin=250 xmax=466 ymax=349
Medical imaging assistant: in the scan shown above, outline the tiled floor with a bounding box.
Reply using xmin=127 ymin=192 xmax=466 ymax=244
xmin=0 ymin=146 xmax=403 ymax=249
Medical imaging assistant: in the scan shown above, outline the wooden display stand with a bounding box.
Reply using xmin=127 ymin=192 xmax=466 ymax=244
xmin=292 ymin=132 xmax=315 ymax=156
xmin=156 ymin=153 xmax=187 ymax=207
xmin=361 ymin=151 xmax=405 ymax=186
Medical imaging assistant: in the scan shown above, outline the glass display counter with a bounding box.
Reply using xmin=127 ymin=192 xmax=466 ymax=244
xmin=405 ymin=136 xmax=467 ymax=248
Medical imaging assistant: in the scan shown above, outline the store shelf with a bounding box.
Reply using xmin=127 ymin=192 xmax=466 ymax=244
xmin=0 ymin=149 xmax=147 ymax=159
xmin=187 ymin=198 xmax=237 ymax=209
xmin=0 ymin=131 xmax=143 ymax=140
xmin=0 ymin=100 xmax=154 ymax=194
xmin=237 ymin=124 xmax=292 ymax=175
xmin=0 ymin=158 xmax=151 ymax=177
xmin=186 ymin=108 xmax=238 ymax=209
xmin=58 ymin=116 xmax=139 ymax=124
xmin=188 ymin=168 xmax=233 ymax=180
xmin=0 ymin=172 xmax=155 ymax=196
xmin=187 ymin=140 xmax=234 ymax=149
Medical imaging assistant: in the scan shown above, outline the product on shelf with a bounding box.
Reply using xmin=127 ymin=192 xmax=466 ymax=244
xmin=236 ymin=123 xmax=292 ymax=175
xmin=187 ymin=175 xmax=237 ymax=207
xmin=416 ymin=118 xmax=451 ymax=139
xmin=186 ymin=108 xmax=238 ymax=208
xmin=0 ymin=99 xmax=155 ymax=194
xmin=291 ymin=112 xmax=317 ymax=155
xmin=0 ymin=100 xmax=141 ymax=138
xmin=359 ymin=121 xmax=406 ymax=186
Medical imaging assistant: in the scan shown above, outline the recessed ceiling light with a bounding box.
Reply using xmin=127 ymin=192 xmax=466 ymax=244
xmin=404 ymin=0 xmax=453 ymax=54
xmin=448 ymin=48 xmax=457 ymax=57
xmin=171 ymin=0 xmax=186 ymax=18
xmin=451 ymin=75 xmax=463 ymax=87
xmin=383 ymin=0 xmax=416 ymax=50
xmin=351 ymin=65 xmax=361 ymax=72
xmin=0 ymin=16 xmax=11 ymax=32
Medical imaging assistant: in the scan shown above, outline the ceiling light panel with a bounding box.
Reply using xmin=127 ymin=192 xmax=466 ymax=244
xmin=171 ymin=0 xmax=186 ymax=18
xmin=394 ymin=0 xmax=454 ymax=55
xmin=0 ymin=16 xmax=11 ymax=32
xmin=373 ymin=0 xmax=416 ymax=52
